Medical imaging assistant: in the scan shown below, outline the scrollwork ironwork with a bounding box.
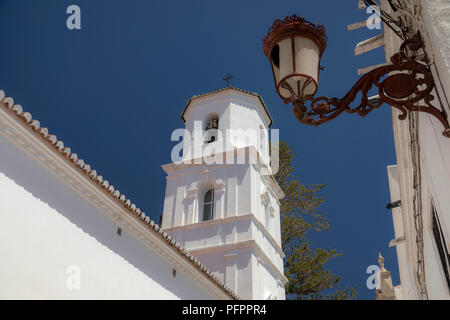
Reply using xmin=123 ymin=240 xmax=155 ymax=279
xmin=286 ymin=32 xmax=450 ymax=137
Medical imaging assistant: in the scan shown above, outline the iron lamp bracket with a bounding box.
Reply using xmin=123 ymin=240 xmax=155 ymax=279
xmin=285 ymin=32 xmax=450 ymax=138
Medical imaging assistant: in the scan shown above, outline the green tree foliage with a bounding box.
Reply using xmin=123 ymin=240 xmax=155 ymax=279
xmin=273 ymin=141 xmax=357 ymax=300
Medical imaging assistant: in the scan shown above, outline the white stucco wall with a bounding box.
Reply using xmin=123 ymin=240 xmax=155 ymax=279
xmin=161 ymin=160 xmax=285 ymax=299
xmin=421 ymin=0 xmax=450 ymax=101
xmin=382 ymin=0 xmax=450 ymax=299
xmin=0 ymin=132 xmax=215 ymax=300
xmin=162 ymin=90 xmax=286 ymax=299
xmin=181 ymin=90 xmax=271 ymax=166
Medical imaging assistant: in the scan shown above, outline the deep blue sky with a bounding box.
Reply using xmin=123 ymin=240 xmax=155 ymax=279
xmin=0 ymin=0 xmax=398 ymax=299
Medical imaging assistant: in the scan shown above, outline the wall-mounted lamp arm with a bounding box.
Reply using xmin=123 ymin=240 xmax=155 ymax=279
xmin=288 ymin=32 xmax=450 ymax=137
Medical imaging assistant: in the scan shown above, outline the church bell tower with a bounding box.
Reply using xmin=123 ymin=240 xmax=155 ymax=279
xmin=161 ymin=87 xmax=287 ymax=299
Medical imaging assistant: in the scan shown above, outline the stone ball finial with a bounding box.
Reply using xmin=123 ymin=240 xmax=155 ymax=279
xmin=378 ymin=252 xmax=386 ymax=270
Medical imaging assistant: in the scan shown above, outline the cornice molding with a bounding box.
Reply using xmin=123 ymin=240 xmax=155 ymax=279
xmin=188 ymin=239 xmax=288 ymax=285
xmin=164 ymin=213 xmax=285 ymax=258
xmin=181 ymin=87 xmax=273 ymax=128
xmin=162 ymin=145 xmax=284 ymax=200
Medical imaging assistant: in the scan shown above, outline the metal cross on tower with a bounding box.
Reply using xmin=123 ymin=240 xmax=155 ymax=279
xmin=223 ymin=74 xmax=234 ymax=87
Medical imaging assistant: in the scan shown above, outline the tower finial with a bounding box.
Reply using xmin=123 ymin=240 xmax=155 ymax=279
xmin=223 ymin=74 xmax=234 ymax=87
xmin=378 ymin=252 xmax=386 ymax=271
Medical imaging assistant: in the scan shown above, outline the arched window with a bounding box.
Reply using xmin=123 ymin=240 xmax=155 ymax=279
xmin=204 ymin=114 xmax=219 ymax=144
xmin=203 ymin=189 xmax=214 ymax=221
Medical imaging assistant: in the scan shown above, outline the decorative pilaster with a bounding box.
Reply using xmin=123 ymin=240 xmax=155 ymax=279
xmin=214 ymin=181 xmax=226 ymax=220
xmin=224 ymin=252 xmax=238 ymax=293
xmin=184 ymin=187 xmax=198 ymax=225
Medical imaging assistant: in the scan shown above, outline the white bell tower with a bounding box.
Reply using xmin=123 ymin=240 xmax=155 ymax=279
xmin=161 ymin=87 xmax=287 ymax=299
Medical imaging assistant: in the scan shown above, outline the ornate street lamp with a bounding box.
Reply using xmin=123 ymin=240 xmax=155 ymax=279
xmin=262 ymin=15 xmax=450 ymax=137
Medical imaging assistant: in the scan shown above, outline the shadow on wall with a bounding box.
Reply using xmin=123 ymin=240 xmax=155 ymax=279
xmin=0 ymin=135 xmax=209 ymax=299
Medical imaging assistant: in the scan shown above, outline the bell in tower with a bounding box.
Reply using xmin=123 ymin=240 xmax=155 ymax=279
xmin=204 ymin=115 xmax=219 ymax=144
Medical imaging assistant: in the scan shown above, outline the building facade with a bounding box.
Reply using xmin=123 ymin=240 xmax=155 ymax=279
xmin=161 ymin=87 xmax=287 ymax=300
xmin=0 ymin=89 xmax=237 ymax=300
xmin=350 ymin=0 xmax=450 ymax=299
xmin=0 ymin=86 xmax=286 ymax=300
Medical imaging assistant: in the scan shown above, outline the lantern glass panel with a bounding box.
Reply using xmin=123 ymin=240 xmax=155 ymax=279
xmin=273 ymin=34 xmax=321 ymax=100
xmin=293 ymin=36 xmax=320 ymax=95
xmin=278 ymin=38 xmax=294 ymax=99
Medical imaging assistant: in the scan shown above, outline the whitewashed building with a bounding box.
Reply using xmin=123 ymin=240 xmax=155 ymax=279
xmin=350 ymin=0 xmax=450 ymax=299
xmin=0 ymin=88 xmax=241 ymax=300
xmin=0 ymin=85 xmax=286 ymax=300
xmin=161 ymin=87 xmax=287 ymax=300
